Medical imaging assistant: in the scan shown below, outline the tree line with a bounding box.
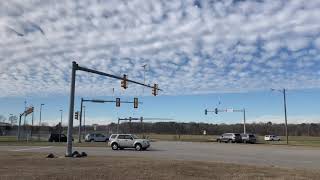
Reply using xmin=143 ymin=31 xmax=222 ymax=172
xmin=1 ymin=121 xmax=319 ymax=137
xmin=102 ymin=121 xmax=320 ymax=136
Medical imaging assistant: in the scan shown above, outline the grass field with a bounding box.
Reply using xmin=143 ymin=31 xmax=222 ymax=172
xmin=0 ymin=151 xmax=319 ymax=180
xmin=1 ymin=134 xmax=320 ymax=147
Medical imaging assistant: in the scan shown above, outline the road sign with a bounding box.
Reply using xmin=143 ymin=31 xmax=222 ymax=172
xmin=24 ymin=107 xmax=34 ymax=116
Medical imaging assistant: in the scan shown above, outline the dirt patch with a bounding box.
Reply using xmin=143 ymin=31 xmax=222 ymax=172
xmin=0 ymin=151 xmax=318 ymax=180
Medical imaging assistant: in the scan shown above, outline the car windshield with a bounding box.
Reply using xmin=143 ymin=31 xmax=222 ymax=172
xmin=132 ymin=135 xmax=139 ymax=139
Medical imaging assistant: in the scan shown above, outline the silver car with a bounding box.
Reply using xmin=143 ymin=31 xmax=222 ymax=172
xmin=108 ymin=134 xmax=150 ymax=151
xmin=85 ymin=133 xmax=109 ymax=142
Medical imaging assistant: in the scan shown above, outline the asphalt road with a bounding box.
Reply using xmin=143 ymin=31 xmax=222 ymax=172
xmin=1 ymin=141 xmax=319 ymax=170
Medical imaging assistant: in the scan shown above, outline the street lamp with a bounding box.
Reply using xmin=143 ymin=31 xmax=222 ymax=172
xmin=60 ymin=110 xmax=63 ymax=142
xmin=38 ymin=104 xmax=44 ymax=141
xmin=271 ymin=88 xmax=288 ymax=145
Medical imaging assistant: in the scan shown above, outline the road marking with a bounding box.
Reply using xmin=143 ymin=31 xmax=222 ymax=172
xmin=10 ymin=146 xmax=53 ymax=152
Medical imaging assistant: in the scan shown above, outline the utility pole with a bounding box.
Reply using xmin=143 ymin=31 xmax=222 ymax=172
xmin=243 ymin=108 xmax=246 ymax=134
xmin=142 ymin=64 xmax=147 ymax=94
xmin=271 ymin=88 xmax=289 ymax=145
xmin=38 ymin=104 xmax=44 ymax=141
xmin=24 ymin=100 xmax=27 ymax=133
xmin=60 ymin=110 xmax=63 ymax=142
xmin=31 ymin=107 xmax=34 ymax=138
xmin=117 ymin=118 xmax=120 ymax=134
xmin=283 ymin=89 xmax=288 ymax=145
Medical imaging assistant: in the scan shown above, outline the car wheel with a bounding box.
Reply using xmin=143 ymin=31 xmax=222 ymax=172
xmin=135 ymin=143 xmax=142 ymax=151
xmin=243 ymin=140 xmax=247 ymax=144
xmin=228 ymin=139 xmax=232 ymax=143
xmin=111 ymin=143 xmax=118 ymax=150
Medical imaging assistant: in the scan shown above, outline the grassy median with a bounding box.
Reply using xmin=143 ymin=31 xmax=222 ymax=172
xmin=0 ymin=151 xmax=319 ymax=180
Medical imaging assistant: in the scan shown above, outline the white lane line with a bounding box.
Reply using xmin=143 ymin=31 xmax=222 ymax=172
xmin=10 ymin=146 xmax=53 ymax=152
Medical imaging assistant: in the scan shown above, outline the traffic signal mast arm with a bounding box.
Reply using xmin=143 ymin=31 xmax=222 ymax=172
xmin=82 ymin=99 xmax=142 ymax=104
xmin=76 ymin=64 xmax=162 ymax=92
xmin=205 ymin=107 xmax=247 ymax=134
xmin=205 ymin=108 xmax=220 ymax=115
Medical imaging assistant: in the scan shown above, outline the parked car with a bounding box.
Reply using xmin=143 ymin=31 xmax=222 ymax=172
xmin=241 ymin=133 xmax=257 ymax=144
xmin=216 ymin=133 xmax=242 ymax=143
xmin=108 ymin=134 xmax=150 ymax=151
xmin=85 ymin=133 xmax=109 ymax=142
xmin=264 ymin=135 xmax=281 ymax=141
xmin=48 ymin=133 xmax=69 ymax=142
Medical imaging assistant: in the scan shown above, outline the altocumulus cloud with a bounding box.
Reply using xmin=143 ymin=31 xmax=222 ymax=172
xmin=0 ymin=0 xmax=320 ymax=97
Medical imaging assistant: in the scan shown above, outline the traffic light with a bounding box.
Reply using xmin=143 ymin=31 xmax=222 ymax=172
xmin=121 ymin=74 xmax=128 ymax=89
xmin=134 ymin=98 xmax=138 ymax=109
xmin=116 ymin=98 xmax=120 ymax=107
xmin=75 ymin=111 xmax=79 ymax=120
xmin=205 ymin=109 xmax=208 ymax=115
xmin=152 ymin=84 xmax=158 ymax=96
xmin=215 ymin=108 xmax=218 ymax=114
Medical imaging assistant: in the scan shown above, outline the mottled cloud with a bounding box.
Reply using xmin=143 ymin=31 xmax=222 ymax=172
xmin=1 ymin=0 xmax=320 ymax=97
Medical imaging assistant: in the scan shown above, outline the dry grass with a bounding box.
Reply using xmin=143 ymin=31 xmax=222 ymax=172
xmin=0 ymin=151 xmax=318 ymax=180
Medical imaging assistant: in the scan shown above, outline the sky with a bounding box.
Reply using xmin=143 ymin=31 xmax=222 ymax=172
xmin=0 ymin=0 xmax=320 ymax=125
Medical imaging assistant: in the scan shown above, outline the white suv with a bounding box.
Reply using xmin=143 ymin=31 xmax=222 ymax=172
xmin=264 ymin=135 xmax=281 ymax=141
xmin=108 ymin=134 xmax=150 ymax=151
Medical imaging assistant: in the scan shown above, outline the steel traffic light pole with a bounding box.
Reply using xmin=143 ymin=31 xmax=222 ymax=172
xmin=66 ymin=61 xmax=161 ymax=157
xmin=66 ymin=62 xmax=76 ymax=157
xmin=78 ymin=98 xmax=83 ymax=143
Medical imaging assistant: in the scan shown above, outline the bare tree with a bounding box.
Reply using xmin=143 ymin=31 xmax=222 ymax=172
xmin=0 ymin=115 xmax=6 ymax=123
